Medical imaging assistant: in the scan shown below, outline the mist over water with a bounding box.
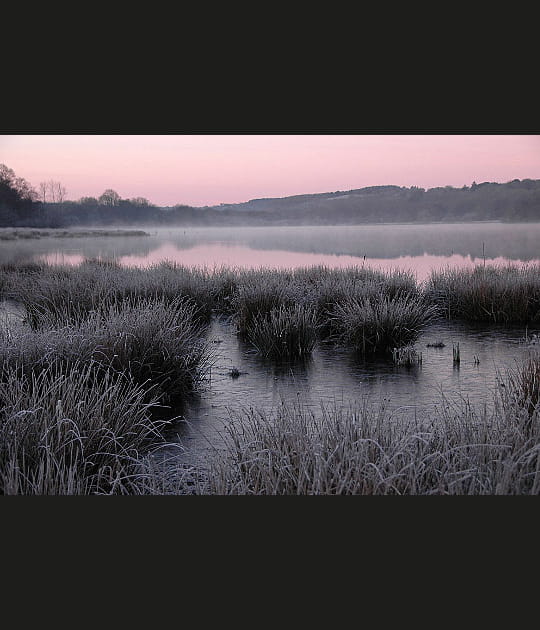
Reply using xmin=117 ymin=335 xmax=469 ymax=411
xmin=2 ymin=222 xmax=540 ymax=284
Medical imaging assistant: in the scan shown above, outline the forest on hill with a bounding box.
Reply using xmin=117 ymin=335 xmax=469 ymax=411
xmin=1 ymin=162 xmax=539 ymax=227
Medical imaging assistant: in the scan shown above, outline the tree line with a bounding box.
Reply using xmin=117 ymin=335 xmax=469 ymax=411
xmin=1 ymin=162 xmax=539 ymax=228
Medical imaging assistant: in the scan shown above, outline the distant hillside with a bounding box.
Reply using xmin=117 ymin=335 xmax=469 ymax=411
xmin=2 ymin=157 xmax=539 ymax=228
xmin=209 ymin=180 xmax=540 ymax=224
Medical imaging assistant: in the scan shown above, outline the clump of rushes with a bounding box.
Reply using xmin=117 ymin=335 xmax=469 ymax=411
xmin=0 ymin=360 xmax=166 ymax=495
xmin=232 ymin=281 xmax=294 ymax=337
xmin=330 ymin=294 xmax=439 ymax=354
xmin=425 ymin=263 xmax=540 ymax=324
xmin=246 ymin=303 xmax=319 ymax=359
xmin=85 ymin=296 xmax=212 ymax=402
xmin=0 ymin=296 xmax=212 ymax=404
xmin=311 ymin=269 xmax=419 ymax=340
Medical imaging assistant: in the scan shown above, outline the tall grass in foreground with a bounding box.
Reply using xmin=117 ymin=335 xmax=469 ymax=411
xmin=200 ymin=356 xmax=540 ymax=494
xmin=425 ymin=263 xmax=540 ymax=323
xmin=0 ymin=360 xmax=166 ymax=495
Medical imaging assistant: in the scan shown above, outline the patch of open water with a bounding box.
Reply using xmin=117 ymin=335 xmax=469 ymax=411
xmin=162 ymin=316 xmax=539 ymax=466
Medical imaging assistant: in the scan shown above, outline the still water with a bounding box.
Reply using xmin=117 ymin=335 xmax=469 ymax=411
xmin=2 ymin=222 xmax=539 ymax=465
xmin=2 ymin=222 xmax=539 ymax=284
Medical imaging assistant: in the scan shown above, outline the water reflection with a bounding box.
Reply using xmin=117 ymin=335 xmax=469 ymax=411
xmin=19 ymin=222 xmax=540 ymax=284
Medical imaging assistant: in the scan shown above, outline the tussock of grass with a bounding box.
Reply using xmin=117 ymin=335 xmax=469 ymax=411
xmin=232 ymin=282 xmax=295 ymax=336
xmin=246 ymin=303 xmax=319 ymax=359
xmin=329 ymin=294 xmax=439 ymax=354
xmin=426 ymin=263 xmax=540 ymax=323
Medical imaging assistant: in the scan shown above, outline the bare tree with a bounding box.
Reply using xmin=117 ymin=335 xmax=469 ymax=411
xmin=47 ymin=180 xmax=67 ymax=203
xmin=98 ymin=189 xmax=121 ymax=206
xmin=38 ymin=182 xmax=48 ymax=203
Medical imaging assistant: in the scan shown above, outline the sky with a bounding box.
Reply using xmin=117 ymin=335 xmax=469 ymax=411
xmin=1 ymin=134 xmax=539 ymax=207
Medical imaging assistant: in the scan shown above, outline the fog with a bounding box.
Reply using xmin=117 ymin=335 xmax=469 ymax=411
xmin=2 ymin=223 xmax=539 ymax=276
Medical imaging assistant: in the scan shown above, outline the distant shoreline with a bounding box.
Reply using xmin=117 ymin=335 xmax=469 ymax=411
xmin=0 ymin=228 xmax=150 ymax=240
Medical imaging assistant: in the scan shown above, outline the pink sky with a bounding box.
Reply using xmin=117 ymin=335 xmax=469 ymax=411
xmin=1 ymin=134 xmax=539 ymax=207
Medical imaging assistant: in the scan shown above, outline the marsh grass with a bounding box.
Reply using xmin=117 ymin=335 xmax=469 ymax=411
xmin=329 ymin=294 xmax=439 ymax=354
xmin=0 ymin=360 xmax=166 ymax=495
xmin=503 ymin=350 xmax=540 ymax=419
xmin=246 ymin=303 xmax=319 ymax=359
xmin=426 ymin=263 xmax=540 ymax=323
xmin=202 ymin=375 xmax=540 ymax=495
xmin=0 ymin=296 xmax=212 ymax=404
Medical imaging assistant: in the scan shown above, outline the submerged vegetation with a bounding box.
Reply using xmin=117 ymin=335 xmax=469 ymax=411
xmin=1 ymin=259 xmax=540 ymax=494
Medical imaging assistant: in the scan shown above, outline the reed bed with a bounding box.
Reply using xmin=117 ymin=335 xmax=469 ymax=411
xmin=425 ymin=263 xmax=540 ymax=323
xmin=0 ymin=360 xmax=166 ymax=495
xmin=201 ymin=358 xmax=540 ymax=495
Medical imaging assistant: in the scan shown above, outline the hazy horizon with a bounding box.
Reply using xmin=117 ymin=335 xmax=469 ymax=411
xmin=1 ymin=134 xmax=539 ymax=207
